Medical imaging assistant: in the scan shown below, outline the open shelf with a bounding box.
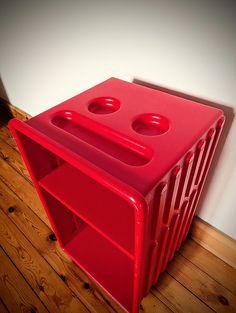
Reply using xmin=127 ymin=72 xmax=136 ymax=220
xmin=39 ymin=162 xmax=135 ymax=258
xmin=65 ymin=220 xmax=134 ymax=312
xmin=15 ymin=121 xmax=135 ymax=258
xmin=40 ymin=189 xmax=134 ymax=312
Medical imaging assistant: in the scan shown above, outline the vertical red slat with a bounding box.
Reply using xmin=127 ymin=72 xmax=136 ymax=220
xmin=177 ymin=189 xmax=197 ymax=249
xmin=151 ymin=183 xmax=168 ymax=241
xmin=194 ymin=128 xmax=216 ymax=186
xmin=153 ymin=224 xmax=169 ymax=283
xmin=185 ymin=140 xmax=205 ymax=196
xmin=182 ymin=189 xmax=198 ymax=240
xmin=161 ymin=151 xmax=194 ymax=264
xmin=147 ymin=182 xmax=167 ymax=290
xmin=198 ymin=118 xmax=224 ymax=189
xmin=152 ymin=166 xmax=181 ymax=280
xmin=163 ymin=166 xmax=182 ymax=224
xmin=170 ymin=200 xmax=189 ymax=259
xmin=161 ymin=211 xmax=180 ymax=271
xmin=175 ymin=151 xmax=194 ymax=210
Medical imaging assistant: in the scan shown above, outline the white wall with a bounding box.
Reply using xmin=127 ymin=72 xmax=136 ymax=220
xmin=0 ymin=0 xmax=235 ymax=239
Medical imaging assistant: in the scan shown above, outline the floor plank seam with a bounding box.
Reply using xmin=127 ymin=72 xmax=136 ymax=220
xmin=178 ymin=250 xmax=236 ymax=297
xmin=0 ymin=297 xmax=10 ymax=313
xmin=151 ymin=287 xmax=177 ymax=313
xmin=0 ymin=239 xmax=50 ymax=313
xmin=0 ymin=175 xmax=50 ymax=230
xmin=166 ymin=271 xmax=217 ymax=313
xmin=149 ymin=289 xmax=175 ymax=312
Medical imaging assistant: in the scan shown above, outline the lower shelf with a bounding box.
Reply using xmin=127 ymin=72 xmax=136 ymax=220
xmin=64 ymin=221 xmax=134 ymax=312
xmin=40 ymin=187 xmax=134 ymax=312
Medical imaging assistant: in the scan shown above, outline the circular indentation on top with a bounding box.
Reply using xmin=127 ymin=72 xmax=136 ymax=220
xmin=88 ymin=97 xmax=120 ymax=114
xmin=132 ymin=113 xmax=169 ymax=136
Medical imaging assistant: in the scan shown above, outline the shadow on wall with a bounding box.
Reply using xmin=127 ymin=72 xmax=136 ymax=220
xmin=133 ymin=78 xmax=234 ymax=215
xmin=0 ymin=76 xmax=13 ymax=123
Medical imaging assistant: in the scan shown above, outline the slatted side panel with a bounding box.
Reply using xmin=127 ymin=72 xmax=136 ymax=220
xmin=181 ymin=117 xmax=225 ymax=242
xmin=147 ymin=117 xmax=224 ymax=291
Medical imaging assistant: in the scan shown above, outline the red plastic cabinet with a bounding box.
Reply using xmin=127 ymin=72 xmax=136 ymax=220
xmin=9 ymin=78 xmax=224 ymax=312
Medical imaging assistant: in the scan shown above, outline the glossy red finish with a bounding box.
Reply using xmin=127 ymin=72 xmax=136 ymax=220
xmin=9 ymin=78 xmax=225 ymax=313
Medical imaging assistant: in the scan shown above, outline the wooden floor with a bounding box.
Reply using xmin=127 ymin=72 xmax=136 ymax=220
xmin=0 ymin=112 xmax=236 ymax=313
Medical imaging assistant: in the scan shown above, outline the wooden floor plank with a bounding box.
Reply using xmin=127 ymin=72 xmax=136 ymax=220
xmin=153 ymin=273 xmax=214 ymax=313
xmin=141 ymin=293 xmax=173 ymax=313
xmin=0 ymin=156 xmax=49 ymax=227
xmin=191 ymin=218 xmax=236 ymax=269
xmin=0 ymin=138 xmax=31 ymax=182
xmin=0 ymin=246 xmax=49 ymax=313
xmin=0 ymin=124 xmax=18 ymax=151
xmin=180 ymin=239 xmax=236 ymax=296
xmin=151 ymin=288 xmax=179 ymax=313
xmin=0 ymin=208 xmax=89 ymax=313
xmin=167 ymin=253 xmax=236 ymax=313
xmin=0 ymin=179 xmax=121 ymax=313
